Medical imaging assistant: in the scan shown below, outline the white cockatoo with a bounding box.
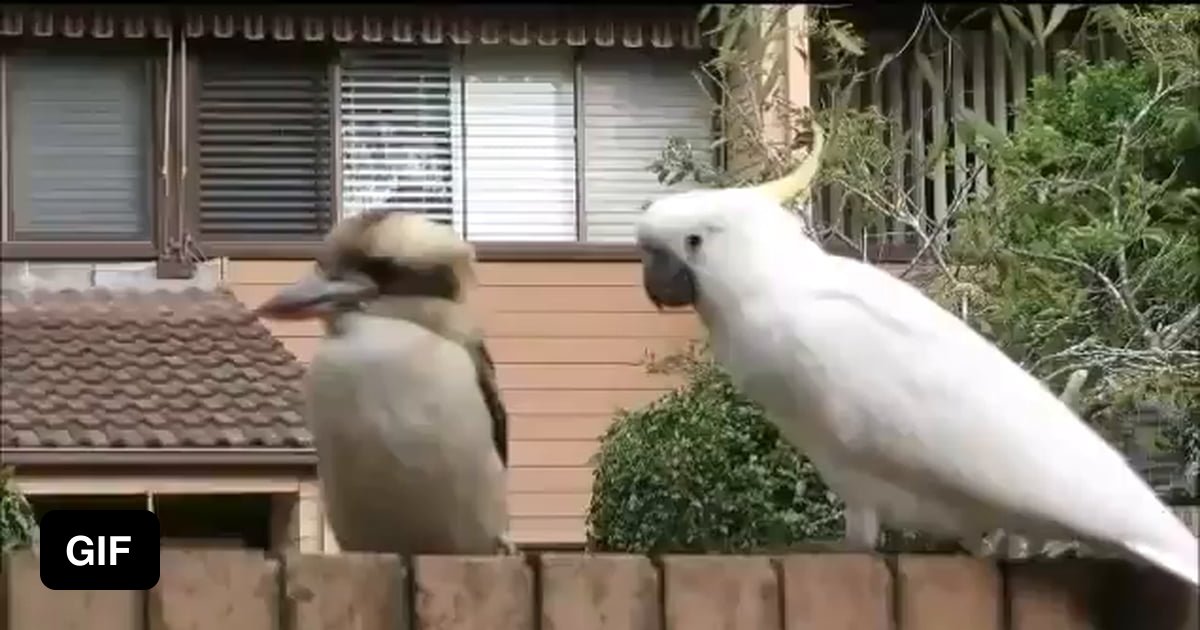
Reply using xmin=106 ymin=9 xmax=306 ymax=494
xmin=255 ymin=210 xmax=514 ymax=555
xmin=634 ymin=123 xmax=1199 ymax=587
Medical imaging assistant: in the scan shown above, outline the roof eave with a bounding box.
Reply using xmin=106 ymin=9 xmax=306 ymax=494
xmin=0 ymin=447 xmax=317 ymax=468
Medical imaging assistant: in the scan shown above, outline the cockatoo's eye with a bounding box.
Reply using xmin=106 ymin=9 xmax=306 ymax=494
xmin=685 ymin=234 xmax=703 ymax=252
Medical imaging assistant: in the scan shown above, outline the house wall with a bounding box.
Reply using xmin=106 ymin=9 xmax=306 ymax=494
xmin=226 ymin=259 xmax=701 ymax=544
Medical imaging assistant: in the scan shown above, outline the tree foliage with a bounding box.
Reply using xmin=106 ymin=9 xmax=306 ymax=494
xmin=946 ymin=5 xmax=1200 ymax=496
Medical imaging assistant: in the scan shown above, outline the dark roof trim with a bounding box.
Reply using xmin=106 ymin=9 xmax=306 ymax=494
xmin=1 ymin=448 xmax=317 ymax=468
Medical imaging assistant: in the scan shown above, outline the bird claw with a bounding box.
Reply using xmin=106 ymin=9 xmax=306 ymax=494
xmin=495 ymin=532 xmax=519 ymax=556
xmin=971 ymin=530 xmax=1086 ymax=560
xmin=1037 ymin=539 xmax=1086 ymax=559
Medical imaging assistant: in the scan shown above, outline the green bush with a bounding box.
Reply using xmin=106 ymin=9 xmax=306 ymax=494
xmin=585 ymin=346 xmax=844 ymax=553
xmin=0 ymin=466 xmax=37 ymax=553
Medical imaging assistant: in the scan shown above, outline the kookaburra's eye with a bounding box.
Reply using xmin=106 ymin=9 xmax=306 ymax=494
xmin=685 ymin=234 xmax=703 ymax=252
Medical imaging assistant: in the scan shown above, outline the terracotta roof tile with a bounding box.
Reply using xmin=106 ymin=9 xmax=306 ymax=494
xmin=0 ymin=287 xmax=311 ymax=451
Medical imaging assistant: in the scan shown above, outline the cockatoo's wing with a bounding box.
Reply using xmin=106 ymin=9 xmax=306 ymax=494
xmin=776 ymin=256 xmax=1197 ymax=586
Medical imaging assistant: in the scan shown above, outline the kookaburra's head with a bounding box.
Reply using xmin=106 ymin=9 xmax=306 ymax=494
xmin=254 ymin=210 xmax=476 ymax=322
xmin=635 ymin=121 xmax=827 ymax=312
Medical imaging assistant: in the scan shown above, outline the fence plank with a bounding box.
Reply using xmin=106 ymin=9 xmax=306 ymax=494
xmin=1102 ymin=562 xmax=1200 ymax=630
xmin=3 ymin=550 xmax=141 ymax=630
xmin=540 ymin=554 xmax=660 ymax=630
xmin=285 ymin=552 xmax=407 ymax=630
xmin=991 ymin=30 xmax=1009 ymax=136
xmin=929 ymin=33 xmax=949 ymax=231
xmin=895 ymin=555 xmax=1002 ymax=630
xmin=148 ymin=549 xmax=279 ymax=630
xmin=1011 ymin=558 xmax=1199 ymax=630
xmin=970 ymin=34 xmax=990 ymax=194
xmin=1011 ymin=41 xmax=1028 ymax=117
xmin=780 ymin=554 xmax=892 ymax=630
xmin=886 ymin=59 xmax=906 ymax=245
xmin=661 ymin=556 xmax=780 ymax=630
xmin=906 ymin=47 xmax=927 ymax=230
xmin=1007 ymin=560 xmax=1109 ymax=630
xmin=868 ymin=61 xmax=889 ymax=241
xmin=413 ymin=556 xmax=534 ymax=630
xmin=950 ymin=30 xmax=968 ymax=198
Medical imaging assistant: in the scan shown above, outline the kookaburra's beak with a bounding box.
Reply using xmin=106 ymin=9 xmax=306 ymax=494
xmin=254 ymin=271 xmax=378 ymax=321
xmin=639 ymin=244 xmax=696 ymax=310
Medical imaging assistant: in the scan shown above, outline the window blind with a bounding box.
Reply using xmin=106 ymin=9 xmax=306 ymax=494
xmin=195 ymin=56 xmax=333 ymax=239
xmin=580 ymin=49 xmax=714 ymax=243
xmin=7 ymin=53 xmax=151 ymax=239
xmin=461 ymin=46 xmax=577 ymax=242
xmin=339 ymin=47 xmax=458 ymax=225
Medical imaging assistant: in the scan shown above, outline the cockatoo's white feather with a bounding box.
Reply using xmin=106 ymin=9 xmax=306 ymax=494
xmin=636 ymin=174 xmax=1199 ymax=587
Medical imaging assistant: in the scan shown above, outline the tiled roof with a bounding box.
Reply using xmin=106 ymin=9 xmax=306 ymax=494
xmin=0 ymin=287 xmax=312 ymax=452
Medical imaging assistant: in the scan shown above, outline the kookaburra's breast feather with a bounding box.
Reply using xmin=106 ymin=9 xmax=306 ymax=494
xmin=360 ymin=297 xmax=509 ymax=466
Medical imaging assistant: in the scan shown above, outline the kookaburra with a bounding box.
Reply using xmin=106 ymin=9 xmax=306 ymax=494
xmin=255 ymin=210 xmax=515 ymax=555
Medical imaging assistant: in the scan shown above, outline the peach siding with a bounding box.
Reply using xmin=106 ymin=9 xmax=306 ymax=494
xmin=226 ymin=259 xmax=701 ymax=544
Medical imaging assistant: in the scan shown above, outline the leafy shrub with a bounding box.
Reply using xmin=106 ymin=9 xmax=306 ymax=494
xmin=586 ymin=346 xmax=844 ymax=553
xmin=0 ymin=466 xmax=37 ymax=553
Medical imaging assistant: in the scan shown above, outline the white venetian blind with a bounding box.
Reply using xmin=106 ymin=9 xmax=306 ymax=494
xmin=339 ymin=47 xmax=459 ymax=225
xmin=580 ymin=49 xmax=714 ymax=243
xmin=461 ymin=45 xmax=577 ymax=242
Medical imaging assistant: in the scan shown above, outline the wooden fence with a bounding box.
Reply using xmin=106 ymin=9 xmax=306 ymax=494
xmin=811 ymin=21 xmax=1126 ymax=259
xmin=2 ymin=550 xmax=1197 ymax=630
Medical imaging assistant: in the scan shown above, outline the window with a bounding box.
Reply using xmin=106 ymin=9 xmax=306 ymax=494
xmin=156 ymin=494 xmax=274 ymax=550
xmin=194 ymin=52 xmax=333 ymax=240
xmin=5 ymin=52 xmax=153 ymax=241
xmin=460 ymin=46 xmax=578 ymax=242
xmin=579 ymin=49 xmax=714 ymax=243
xmin=188 ymin=44 xmax=717 ymax=248
xmin=340 ymin=48 xmax=458 ymax=225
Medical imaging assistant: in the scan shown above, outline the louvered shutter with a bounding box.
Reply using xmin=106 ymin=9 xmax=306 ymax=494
xmin=340 ymin=48 xmax=459 ymax=225
xmin=580 ymin=49 xmax=714 ymax=243
xmin=461 ymin=46 xmax=577 ymax=242
xmin=196 ymin=57 xmax=333 ymax=239
xmin=7 ymin=53 xmax=151 ymax=239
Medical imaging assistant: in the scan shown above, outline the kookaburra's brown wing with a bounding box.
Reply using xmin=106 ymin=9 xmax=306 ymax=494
xmin=467 ymin=339 xmax=508 ymax=466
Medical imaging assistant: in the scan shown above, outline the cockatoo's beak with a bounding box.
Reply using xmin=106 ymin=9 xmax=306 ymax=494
xmin=751 ymin=119 xmax=826 ymax=204
xmin=254 ymin=271 xmax=378 ymax=320
xmin=639 ymin=244 xmax=696 ymax=310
